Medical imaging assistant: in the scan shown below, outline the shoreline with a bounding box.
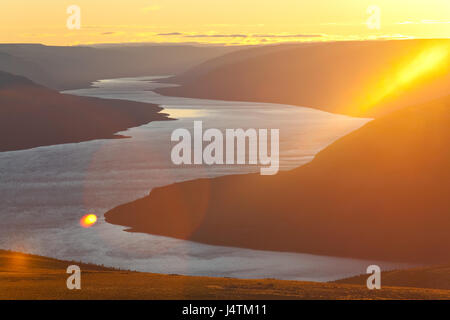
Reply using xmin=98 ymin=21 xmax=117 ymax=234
xmin=1 ymin=250 xmax=449 ymax=300
xmin=0 ymin=88 xmax=173 ymax=153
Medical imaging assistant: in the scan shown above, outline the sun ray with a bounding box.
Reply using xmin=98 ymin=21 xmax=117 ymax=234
xmin=357 ymin=42 xmax=450 ymax=114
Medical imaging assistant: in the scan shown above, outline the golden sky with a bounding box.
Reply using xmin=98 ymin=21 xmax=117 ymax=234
xmin=0 ymin=0 xmax=448 ymax=46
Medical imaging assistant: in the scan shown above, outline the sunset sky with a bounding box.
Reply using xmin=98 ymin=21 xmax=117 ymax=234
xmin=0 ymin=0 xmax=449 ymax=45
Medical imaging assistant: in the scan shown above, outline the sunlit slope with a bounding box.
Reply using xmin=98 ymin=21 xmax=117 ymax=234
xmin=158 ymin=39 xmax=450 ymax=117
xmin=106 ymin=95 xmax=450 ymax=263
xmin=1 ymin=250 xmax=449 ymax=300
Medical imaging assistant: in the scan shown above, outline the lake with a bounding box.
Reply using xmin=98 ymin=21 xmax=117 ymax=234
xmin=0 ymin=76 xmax=409 ymax=281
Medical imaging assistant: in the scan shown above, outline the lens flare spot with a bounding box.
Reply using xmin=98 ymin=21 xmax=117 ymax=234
xmin=80 ymin=214 xmax=98 ymax=228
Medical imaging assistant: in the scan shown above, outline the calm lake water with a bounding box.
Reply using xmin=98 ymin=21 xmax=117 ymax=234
xmin=0 ymin=76 xmax=409 ymax=281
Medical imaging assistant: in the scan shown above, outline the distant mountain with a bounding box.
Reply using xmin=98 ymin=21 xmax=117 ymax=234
xmin=105 ymin=95 xmax=450 ymax=264
xmin=0 ymin=70 xmax=35 ymax=88
xmin=0 ymin=44 xmax=241 ymax=90
xmin=0 ymin=71 xmax=169 ymax=152
xmin=0 ymin=51 xmax=54 ymax=87
xmin=164 ymin=43 xmax=299 ymax=85
xmin=157 ymin=39 xmax=450 ymax=117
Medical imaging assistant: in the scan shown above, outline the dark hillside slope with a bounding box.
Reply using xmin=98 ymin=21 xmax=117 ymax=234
xmin=106 ymin=95 xmax=450 ymax=263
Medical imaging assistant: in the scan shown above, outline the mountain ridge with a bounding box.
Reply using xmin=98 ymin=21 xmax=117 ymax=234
xmin=0 ymin=71 xmax=170 ymax=152
xmin=156 ymin=39 xmax=450 ymax=118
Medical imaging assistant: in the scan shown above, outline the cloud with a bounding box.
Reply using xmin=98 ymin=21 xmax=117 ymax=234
xmin=396 ymin=20 xmax=450 ymax=25
xmin=421 ymin=20 xmax=450 ymax=24
xmin=157 ymin=33 xmax=322 ymax=39
xmin=374 ymin=34 xmax=415 ymax=40
xmin=157 ymin=32 xmax=183 ymax=36
xmin=184 ymin=34 xmax=248 ymax=38
xmin=203 ymin=23 xmax=265 ymax=28
xmin=252 ymin=34 xmax=323 ymax=38
xmin=100 ymin=31 xmax=126 ymax=37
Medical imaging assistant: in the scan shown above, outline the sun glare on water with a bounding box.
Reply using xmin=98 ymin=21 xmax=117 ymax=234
xmin=80 ymin=214 xmax=98 ymax=228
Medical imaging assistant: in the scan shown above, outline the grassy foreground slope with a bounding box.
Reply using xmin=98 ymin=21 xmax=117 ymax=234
xmin=336 ymin=265 xmax=450 ymax=291
xmin=1 ymin=250 xmax=449 ymax=300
